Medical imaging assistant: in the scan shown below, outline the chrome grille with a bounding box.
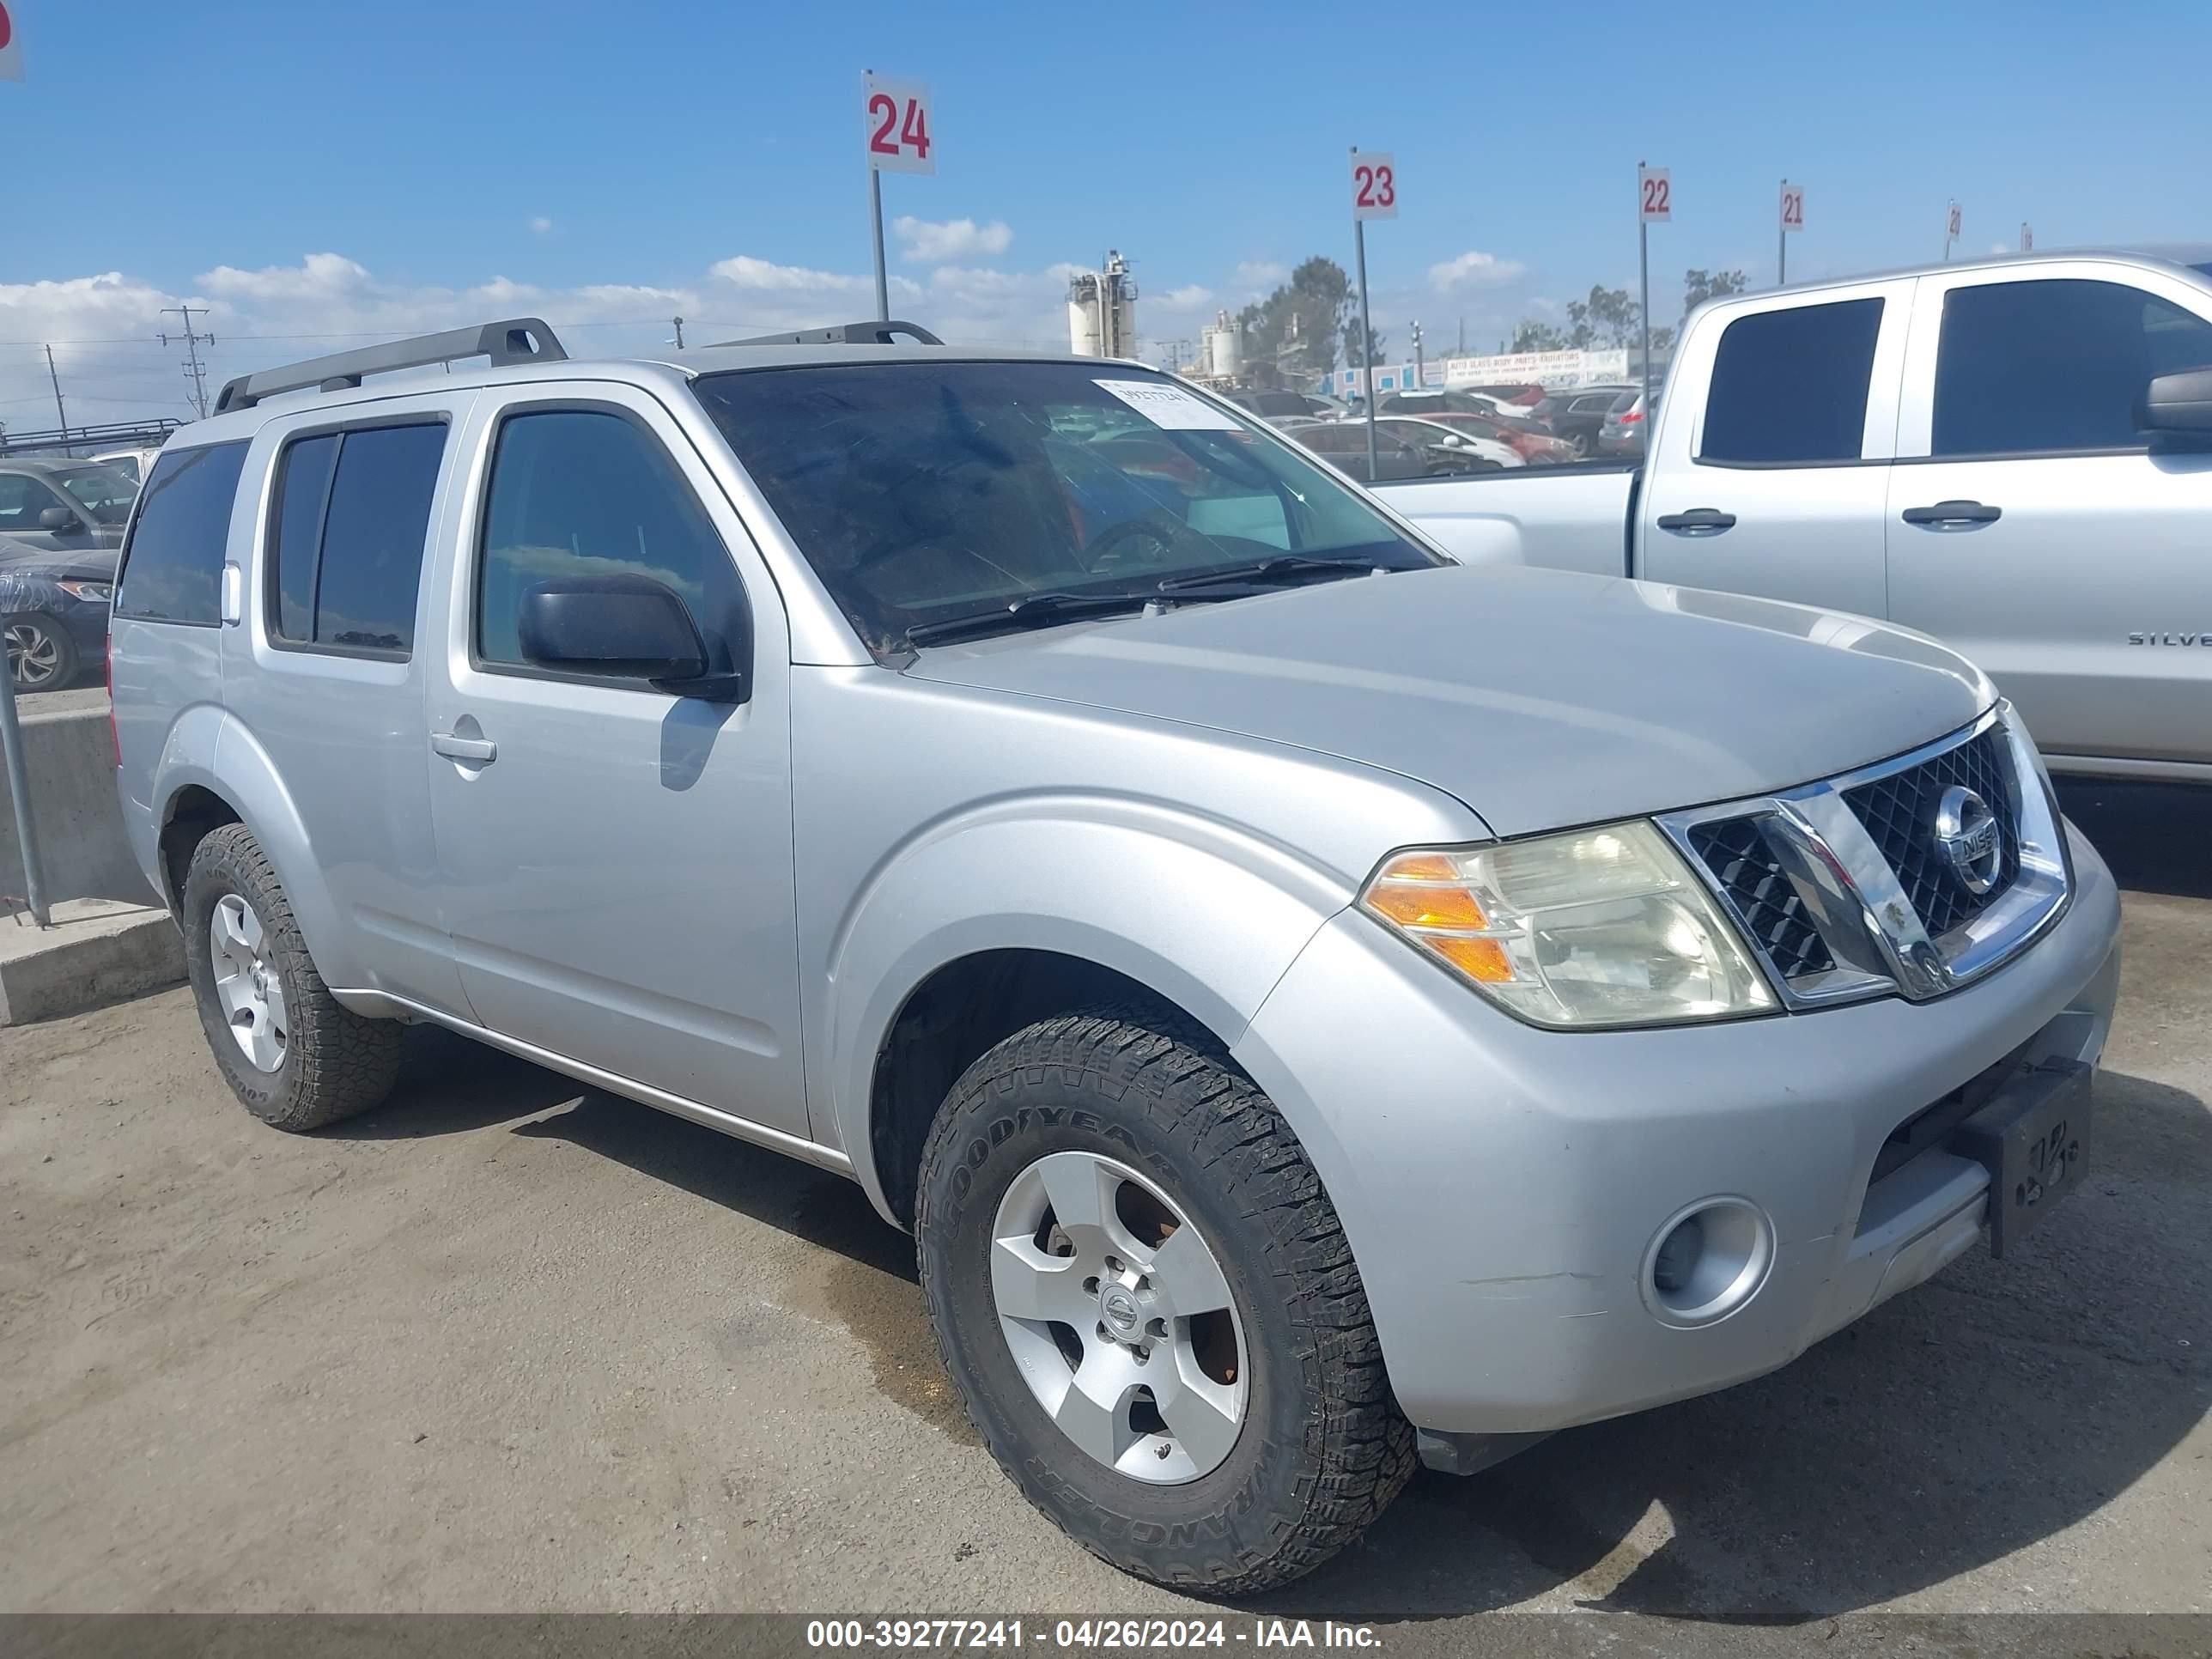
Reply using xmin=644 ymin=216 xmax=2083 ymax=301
xmin=1662 ymin=707 xmax=2070 ymax=1010
xmin=1842 ymin=727 xmax=2021 ymax=939
xmin=1686 ymin=817 xmax=1835 ymax=977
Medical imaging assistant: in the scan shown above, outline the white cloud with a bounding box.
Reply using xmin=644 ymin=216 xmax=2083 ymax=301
xmin=1160 ymin=284 xmax=1213 ymax=308
xmin=532 ymin=216 xmax=555 ymax=235
xmin=891 ymin=216 xmax=1013 ymax=263
xmin=1427 ymin=250 xmax=1528 ymax=293
xmin=1234 ymin=260 xmax=1287 ymax=289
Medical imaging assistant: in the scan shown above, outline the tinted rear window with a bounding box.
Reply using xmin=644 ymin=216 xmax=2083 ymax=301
xmin=113 ymin=441 xmax=249 ymax=626
xmin=267 ymin=422 xmax=445 ymax=656
xmin=1699 ymin=297 xmax=1883 ymax=465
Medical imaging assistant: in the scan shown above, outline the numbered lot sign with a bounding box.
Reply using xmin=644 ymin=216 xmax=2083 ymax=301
xmin=0 ymin=2 xmax=21 ymax=82
xmin=1639 ymin=165 xmax=1671 ymax=223
xmin=1352 ymin=151 xmax=1398 ymax=222
xmin=1780 ymin=182 xmax=1804 ymax=233
xmin=1948 ymin=202 xmax=1963 ymax=240
xmin=865 ymin=75 xmax=933 ymax=175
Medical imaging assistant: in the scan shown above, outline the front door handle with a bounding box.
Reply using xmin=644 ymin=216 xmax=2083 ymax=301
xmin=431 ymin=732 xmax=497 ymax=764
xmin=1901 ymin=500 xmax=2002 ymax=526
xmin=1655 ymin=507 xmax=1737 ymax=534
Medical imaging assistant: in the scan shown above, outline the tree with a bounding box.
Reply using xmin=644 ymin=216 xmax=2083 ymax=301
xmin=1510 ymin=319 xmax=1571 ymax=352
xmin=1237 ymin=256 xmax=1355 ymax=384
xmin=1681 ymin=268 xmax=1747 ymax=315
xmin=1565 ymin=284 xmax=1641 ymax=349
xmin=1344 ymin=319 xmax=1387 ymax=372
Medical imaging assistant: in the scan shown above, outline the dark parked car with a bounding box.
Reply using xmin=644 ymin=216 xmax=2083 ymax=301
xmin=1545 ymin=385 xmax=1639 ymax=458
xmin=1292 ymin=417 xmax=1499 ymax=483
xmin=1 ymin=544 xmax=115 ymax=690
xmin=0 ymin=459 xmax=137 ymax=552
xmin=1225 ymin=388 xmax=1346 ymax=422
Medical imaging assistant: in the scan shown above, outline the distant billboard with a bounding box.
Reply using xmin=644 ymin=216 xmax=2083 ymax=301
xmin=1318 ymin=349 xmax=1628 ymax=398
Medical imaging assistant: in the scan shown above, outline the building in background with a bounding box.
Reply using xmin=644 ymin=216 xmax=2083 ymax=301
xmin=1318 ymin=347 xmax=1632 ymax=399
xmin=1067 ymin=252 xmax=1139 ymax=358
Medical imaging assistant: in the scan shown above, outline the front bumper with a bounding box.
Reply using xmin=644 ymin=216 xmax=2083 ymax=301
xmin=1231 ymin=823 xmax=2122 ymax=1440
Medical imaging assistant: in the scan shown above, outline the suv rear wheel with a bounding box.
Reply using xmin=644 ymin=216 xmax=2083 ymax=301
xmin=915 ymin=1008 xmax=1413 ymax=1594
xmin=180 ymin=823 xmax=405 ymax=1131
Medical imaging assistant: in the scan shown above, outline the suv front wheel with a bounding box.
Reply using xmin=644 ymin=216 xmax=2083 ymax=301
xmin=180 ymin=823 xmax=406 ymax=1131
xmin=916 ymin=1008 xmax=1413 ymax=1594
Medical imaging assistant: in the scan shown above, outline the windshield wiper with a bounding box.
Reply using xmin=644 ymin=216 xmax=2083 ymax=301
xmin=1153 ymin=555 xmax=1387 ymax=594
xmin=904 ymin=591 xmax=1152 ymax=647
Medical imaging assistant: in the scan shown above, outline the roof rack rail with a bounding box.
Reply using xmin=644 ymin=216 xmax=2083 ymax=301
xmin=212 ymin=318 xmax=568 ymax=415
xmin=710 ymin=319 xmax=943 ymax=348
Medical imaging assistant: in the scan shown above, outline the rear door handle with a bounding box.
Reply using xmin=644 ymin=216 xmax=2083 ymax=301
xmin=1901 ymin=500 xmax=2002 ymax=526
xmin=1655 ymin=507 xmax=1737 ymax=534
xmin=431 ymin=732 xmax=497 ymax=763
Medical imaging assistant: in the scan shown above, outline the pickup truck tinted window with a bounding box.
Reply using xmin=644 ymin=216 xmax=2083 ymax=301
xmin=1933 ymin=278 xmax=2212 ymax=456
xmin=112 ymin=441 xmax=249 ymax=626
xmin=476 ymin=409 xmax=745 ymax=674
xmin=268 ymin=422 xmax=445 ymax=656
xmin=692 ymin=362 xmax=1435 ymax=653
xmin=1700 ymin=298 xmax=1883 ymax=465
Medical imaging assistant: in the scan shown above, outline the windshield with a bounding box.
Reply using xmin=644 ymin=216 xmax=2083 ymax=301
xmin=691 ymin=362 xmax=1439 ymax=652
xmin=56 ymin=465 xmax=138 ymax=524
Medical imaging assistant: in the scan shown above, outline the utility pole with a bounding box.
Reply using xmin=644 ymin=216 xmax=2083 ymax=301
xmin=1410 ymin=319 xmax=1424 ymax=386
xmin=159 ymin=304 xmax=216 ymax=418
xmin=670 ymin=316 xmax=686 ymax=349
xmin=43 ymin=346 xmax=68 ymax=441
xmin=1455 ymin=316 xmax=1465 ymax=356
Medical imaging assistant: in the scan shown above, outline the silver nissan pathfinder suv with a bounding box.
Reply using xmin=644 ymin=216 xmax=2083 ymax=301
xmin=110 ymin=318 xmax=2122 ymax=1594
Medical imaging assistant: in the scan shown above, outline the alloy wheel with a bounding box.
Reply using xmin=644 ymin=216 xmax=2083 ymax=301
xmin=3 ymin=620 xmax=63 ymax=690
xmin=210 ymin=894 xmax=289 ymax=1073
xmin=988 ymin=1151 xmax=1249 ymax=1484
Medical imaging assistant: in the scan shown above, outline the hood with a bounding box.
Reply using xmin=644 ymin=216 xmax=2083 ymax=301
xmin=902 ymin=564 xmax=1996 ymax=838
xmin=0 ymin=543 xmax=118 ymax=583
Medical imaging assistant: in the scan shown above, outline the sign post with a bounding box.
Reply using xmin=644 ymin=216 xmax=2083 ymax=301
xmin=863 ymin=71 xmax=933 ymax=322
xmin=1944 ymin=199 xmax=1961 ymax=263
xmin=1350 ymin=147 xmax=1396 ymax=483
xmin=1638 ymin=162 xmax=1669 ymax=434
xmin=1778 ymin=179 xmax=1803 ymax=286
xmin=2021 ymin=222 xmax=2033 ymax=252
xmin=0 ymin=0 xmax=42 ymax=926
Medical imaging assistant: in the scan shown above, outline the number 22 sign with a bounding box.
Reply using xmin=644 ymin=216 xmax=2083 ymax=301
xmin=1639 ymin=165 xmax=1671 ymax=223
xmin=1352 ymin=151 xmax=1397 ymax=221
xmin=865 ymin=75 xmax=933 ymax=175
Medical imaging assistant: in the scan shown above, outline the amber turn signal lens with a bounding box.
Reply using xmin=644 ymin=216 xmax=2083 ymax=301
xmin=1379 ymin=853 xmax=1460 ymax=883
xmin=1364 ymin=883 xmax=1491 ymax=930
xmin=1429 ymin=935 xmax=1514 ymax=983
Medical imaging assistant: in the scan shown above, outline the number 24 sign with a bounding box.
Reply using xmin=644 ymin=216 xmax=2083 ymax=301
xmin=865 ymin=75 xmax=933 ymax=175
xmin=1352 ymin=151 xmax=1397 ymax=221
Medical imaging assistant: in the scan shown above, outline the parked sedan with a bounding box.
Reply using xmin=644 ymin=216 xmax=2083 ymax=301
xmin=0 ymin=459 xmax=136 ymax=552
xmin=1290 ymin=418 xmax=1505 ymax=482
xmin=1 ymin=545 xmax=115 ymax=691
xmin=1598 ymin=386 xmax=1662 ymax=457
xmin=1373 ymin=416 xmax=1525 ymax=471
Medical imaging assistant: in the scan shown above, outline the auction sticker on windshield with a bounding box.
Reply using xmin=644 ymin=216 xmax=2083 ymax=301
xmin=1095 ymin=380 xmax=1243 ymax=430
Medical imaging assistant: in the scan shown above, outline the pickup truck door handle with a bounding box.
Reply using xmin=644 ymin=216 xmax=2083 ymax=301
xmin=1655 ymin=507 xmax=1737 ymax=534
xmin=1901 ymin=500 xmax=2002 ymax=526
xmin=430 ymin=732 xmax=497 ymax=764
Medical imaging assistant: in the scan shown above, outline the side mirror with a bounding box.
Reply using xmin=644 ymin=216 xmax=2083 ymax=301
xmin=40 ymin=507 xmax=80 ymax=532
xmin=2140 ymin=367 xmax=2212 ymax=436
xmin=517 ymin=574 xmax=746 ymax=700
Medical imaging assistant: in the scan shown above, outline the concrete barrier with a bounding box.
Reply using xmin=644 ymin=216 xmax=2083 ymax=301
xmin=0 ymin=702 xmax=158 ymax=911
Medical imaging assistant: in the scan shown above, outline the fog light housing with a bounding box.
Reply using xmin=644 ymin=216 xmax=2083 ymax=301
xmin=1641 ymin=1198 xmax=1774 ymax=1328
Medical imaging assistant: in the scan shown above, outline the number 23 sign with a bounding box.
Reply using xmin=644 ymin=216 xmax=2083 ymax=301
xmin=1352 ymin=151 xmax=1397 ymax=221
xmin=865 ymin=74 xmax=933 ymax=175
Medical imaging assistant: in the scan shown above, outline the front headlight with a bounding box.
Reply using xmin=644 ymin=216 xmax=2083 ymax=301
xmin=55 ymin=580 xmax=112 ymax=603
xmin=1359 ymin=821 xmax=1776 ymax=1029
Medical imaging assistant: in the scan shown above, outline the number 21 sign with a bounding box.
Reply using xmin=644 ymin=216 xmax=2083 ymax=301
xmin=1352 ymin=150 xmax=1397 ymax=221
xmin=865 ymin=74 xmax=933 ymax=175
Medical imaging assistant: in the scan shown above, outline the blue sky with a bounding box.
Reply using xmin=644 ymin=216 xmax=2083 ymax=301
xmin=3 ymin=0 xmax=2207 ymax=422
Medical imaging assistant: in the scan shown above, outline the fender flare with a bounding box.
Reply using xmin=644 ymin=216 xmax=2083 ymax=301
xmin=818 ymin=795 xmax=1355 ymax=1221
xmin=151 ymin=710 xmax=362 ymax=988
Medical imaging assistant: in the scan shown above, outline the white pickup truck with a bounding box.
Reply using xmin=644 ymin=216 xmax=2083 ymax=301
xmin=1377 ymin=246 xmax=2212 ymax=783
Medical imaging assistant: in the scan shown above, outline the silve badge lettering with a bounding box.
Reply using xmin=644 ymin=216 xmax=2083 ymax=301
xmin=2128 ymin=630 xmax=2212 ymax=646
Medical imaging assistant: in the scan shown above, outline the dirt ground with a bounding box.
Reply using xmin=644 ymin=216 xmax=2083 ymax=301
xmin=2 ymin=781 xmax=2206 ymax=1632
